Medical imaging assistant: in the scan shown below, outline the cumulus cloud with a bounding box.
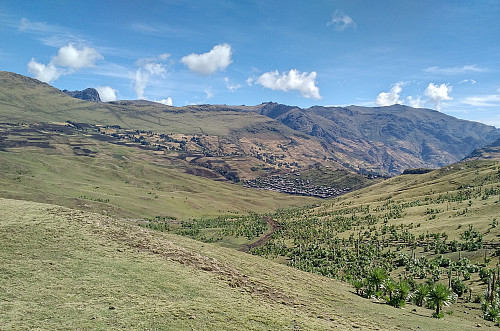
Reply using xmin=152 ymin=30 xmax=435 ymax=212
xmin=424 ymin=64 xmax=487 ymax=74
xmin=26 ymin=43 xmax=102 ymax=83
xmin=53 ymin=44 xmax=102 ymax=69
xmin=424 ymin=83 xmax=452 ymax=110
xmin=407 ymin=96 xmax=424 ymax=108
xmin=133 ymin=54 xmax=168 ymax=100
xmin=375 ymin=82 xmax=404 ymax=106
xmin=224 ymin=77 xmax=242 ymax=91
xmin=181 ymin=44 xmax=232 ymax=75
xmin=256 ymin=69 xmax=321 ymax=99
xmin=327 ymin=10 xmax=356 ymax=31
xmin=95 ymin=86 xmax=118 ymax=102
xmin=157 ymin=97 xmax=173 ymax=106
xmin=27 ymin=59 xmax=61 ymax=83
xmin=134 ymin=70 xmax=149 ymax=100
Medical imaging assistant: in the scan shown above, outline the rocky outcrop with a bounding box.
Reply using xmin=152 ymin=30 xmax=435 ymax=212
xmin=63 ymin=88 xmax=101 ymax=102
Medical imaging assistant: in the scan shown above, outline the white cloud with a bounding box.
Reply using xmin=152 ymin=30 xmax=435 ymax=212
xmin=158 ymin=53 xmax=170 ymax=61
xmin=27 ymin=58 xmax=61 ymax=83
xmin=95 ymin=86 xmax=118 ymax=102
xmin=459 ymin=79 xmax=477 ymax=84
xmin=224 ymin=77 xmax=242 ymax=91
xmin=407 ymin=96 xmax=424 ymax=108
xmin=19 ymin=17 xmax=52 ymax=33
xmin=53 ymin=44 xmax=102 ymax=69
xmin=375 ymin=82 xmax=404 ymax=106
xmin=157 ymin=97 xmax=173 ymax=106
xmin=133 ymin=54 xmax=168 ymax=100
xmin=462 ymin=89 xmax=500 ymax=107
xmin=424 ymin=83 xmax=452 ymax=110
xmin=256 ymin=69 xmax=321 ymax=99
xmin=327 ymin=10 xmax=356 ymax=31
xmin=143 ymin=62 xmax=167 ymax=75
xmin=26 ymin=44 xmax=102 ymax=83
xmin=134 ymin=69 xmax=149 ymax=100
xmin=246 ymin=76 xmax=255 ymax=86
xmin=424 ymin=64 xmax=487 ymax=74
xmin=204 ymin=88 xmax=214 ymax=99
xmin=181 ymin=44 xmax=232 ymax=75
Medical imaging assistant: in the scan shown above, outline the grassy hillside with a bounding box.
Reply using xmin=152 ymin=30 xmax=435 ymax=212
xmin=172 ymin=160 xmax=500 ymax=323
xmin=0 ymin=71 xmax=354 ymax=179
xmin=0 ymin=198 xmax=475 ymax=330
xmin=465 ymin=138 xmax=500 ymax=161
xmin=0 ymin=71 xmax=283 ymax=136
xmin=0 ymin=123 xmax=319 ymax=219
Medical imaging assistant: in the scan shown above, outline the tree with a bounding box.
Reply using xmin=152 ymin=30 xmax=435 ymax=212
xmin=451 ymin=277 xmax=467 ymax=297
xmin=368 ymin=268 xmax=388 ymax=293
xmin=427 ymin=283 xmax=453 ymax=317
xmin=413 ymin=283 xmax=429 ymax=307
xmin=352 ymin=279 xmax=364 ymax=296
xmin=384 ymin=278 xmax=397 ymax=303
xmin=396 ymin=280 xmax=412 ymax=307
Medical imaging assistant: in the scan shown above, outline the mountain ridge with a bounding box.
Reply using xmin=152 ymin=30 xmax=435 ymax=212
xmin=251 ymin=102 xmax=500 ymax=174
xmin=1 ymin=71 xmax=499 ymax=176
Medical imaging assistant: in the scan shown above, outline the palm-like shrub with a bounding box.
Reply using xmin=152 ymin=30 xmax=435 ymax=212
xmin=451 ymin=277 xmax=467 ymax=297
xmin=482 ymin=290 xmax=500 ymax=324
xmin=368 ymin=268 xmax=388 ymax=293
xmin=397 ymin=280 xmax=412 ymax=305
xmin=412 ymin=283 xmax=430 ymax=307
xmin=384 ymin=278 xmax=397 ymax=303
xmin=352 ymin=278 xmax=364 ymax=296
xmin=427 ymin=283 xmax=453 ymax=317
xmin=388 ymin=280 xmax=412 ymax=308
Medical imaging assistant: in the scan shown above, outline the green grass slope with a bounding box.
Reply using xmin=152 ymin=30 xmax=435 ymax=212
xmin=329 ymin=160 xmax=500 ymax=238
xmin=0 ymin=71 xmax=287 ymax=137
xmin=0 ymin=127 xmax=319 ymax=219
xmin=0 ymin=198 xmax=473 ymax=330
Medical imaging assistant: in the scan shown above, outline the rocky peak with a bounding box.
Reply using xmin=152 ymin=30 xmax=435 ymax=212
xmin=62 ymin=88 xmax=101 ymax=102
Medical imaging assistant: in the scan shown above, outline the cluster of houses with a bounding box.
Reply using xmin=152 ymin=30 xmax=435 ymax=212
xmin=243 ymin=174 xmax=351 ymax=198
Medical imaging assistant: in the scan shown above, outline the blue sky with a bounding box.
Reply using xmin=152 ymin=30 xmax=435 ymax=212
xmin=1 ymin=0 xmax=500 ymax=127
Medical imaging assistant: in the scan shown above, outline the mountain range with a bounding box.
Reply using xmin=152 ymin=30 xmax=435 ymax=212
xmin=1 ymin=70 xmax=499 ymax=179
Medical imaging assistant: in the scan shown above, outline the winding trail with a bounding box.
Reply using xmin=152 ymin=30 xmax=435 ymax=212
xmin=240 ymin=216 xmax=280 ymax=252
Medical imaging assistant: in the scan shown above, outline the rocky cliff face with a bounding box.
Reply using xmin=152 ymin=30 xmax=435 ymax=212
xmin=63 ymin=88 xmax=101 ymax=102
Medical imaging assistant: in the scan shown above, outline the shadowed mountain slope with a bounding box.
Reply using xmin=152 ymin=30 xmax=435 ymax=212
xmin=257 ymin=102 xmax=500 ymax=174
